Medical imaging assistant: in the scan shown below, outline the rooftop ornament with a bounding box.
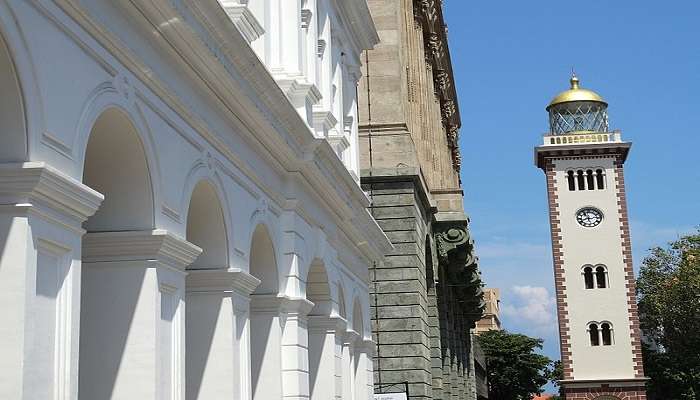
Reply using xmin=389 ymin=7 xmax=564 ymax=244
xmin=547 ymin=74 xmax=609 ymax=135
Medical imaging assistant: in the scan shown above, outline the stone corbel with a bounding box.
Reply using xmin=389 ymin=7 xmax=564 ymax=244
xmin=221 ymin=1 xmax=265 ymax=44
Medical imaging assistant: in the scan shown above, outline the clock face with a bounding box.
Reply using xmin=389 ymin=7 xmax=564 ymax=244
xmin=576 ymin=207 xmax=603 ymax=227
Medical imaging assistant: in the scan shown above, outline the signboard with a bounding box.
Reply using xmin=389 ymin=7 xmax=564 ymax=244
xmin=374 ymin=394 xmax=408 ymax=400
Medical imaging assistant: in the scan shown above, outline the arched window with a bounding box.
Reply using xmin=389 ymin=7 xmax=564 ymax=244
xmin=567 ymin=170 xmax=576 ymax=191
xmin=601 ymin=323 xmax=613 ymax=345
xmin=583 ymin=266 xmax=594 ymax=289
xmin=586 ymin=169 xmax=595 ymax=190
xmin=577 ymin=170 xmax=585 ymax=190
xmin=589 ymin=323 xmax=600 ymax=346
xmin=596 ymin=169 xmax=605 ymax=189
xmin=596 ymin=266 xmax=607 ymax=288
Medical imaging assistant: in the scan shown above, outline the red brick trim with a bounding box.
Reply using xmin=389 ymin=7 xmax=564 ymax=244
xmin=564 ymin=384 xmax=647 ymax=400
xmin=545 ymin=159 xmax=574 ymax=379
xmin=613 ymin=159 xmax=646 ymax=379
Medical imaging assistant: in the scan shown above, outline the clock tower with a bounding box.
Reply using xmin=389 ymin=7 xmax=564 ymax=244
xmin=535 ymin=75 xmax=648 ymax=399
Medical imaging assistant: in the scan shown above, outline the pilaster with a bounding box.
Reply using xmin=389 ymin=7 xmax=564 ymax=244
xmin=0 ymin=162 xmax=103 ymax=400
xmin=185 ymin=269 xmax=260 ymax=400
xmin=80 ymin=229 xmax=201 ymax=400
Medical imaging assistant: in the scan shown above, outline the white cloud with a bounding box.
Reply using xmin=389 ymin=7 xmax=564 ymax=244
xmin=501 ymin=285 xmax=557 ymax=336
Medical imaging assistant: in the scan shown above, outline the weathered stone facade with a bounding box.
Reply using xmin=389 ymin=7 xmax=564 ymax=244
xmin=358 ymin=0 xmax=486 ymax=398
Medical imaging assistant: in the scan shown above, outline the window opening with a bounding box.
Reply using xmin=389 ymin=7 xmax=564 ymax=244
xmin=583 ymin=267 xmax=594 ymax=289
xmin=577 ymin=170 xmax=585 ymax=190
xmin=589 ymin=323 xmax=600 ymax=346
xmin=586 ymin=170 xmax=595 ymax=190
xmin=596 ymin=266 xmax=607 ymax=288
xmin=601 ymin=323 xmax=612 ymax=345
xmin=596 ymin=169 xmax=605 ymax=189
xmin=567 ymin=170 xmax=576 ymax=191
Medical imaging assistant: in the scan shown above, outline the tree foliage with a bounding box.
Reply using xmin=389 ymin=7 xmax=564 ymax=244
xmin=477 ymin=330 xmax=553 ymax=400
xmin=637 ymin=230 xmax=700 ymax=400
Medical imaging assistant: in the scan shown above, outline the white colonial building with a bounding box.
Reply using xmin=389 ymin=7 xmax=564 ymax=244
xmin=0 ymin=1 xmax=390 ymax=400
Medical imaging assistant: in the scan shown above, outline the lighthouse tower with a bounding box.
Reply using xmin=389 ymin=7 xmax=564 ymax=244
xmin=535 ymin=75 xmax=648 ymax=399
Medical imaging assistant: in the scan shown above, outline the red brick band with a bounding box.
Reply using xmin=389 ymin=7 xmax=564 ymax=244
xmin=564 ymin=384 xmax=647 ymax=400
xmin=614 ymin=159 xmax=645 ymax=378
xmin=545 ymin=159 xmax=574 ymax=379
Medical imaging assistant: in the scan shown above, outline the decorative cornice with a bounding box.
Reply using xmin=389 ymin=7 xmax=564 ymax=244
xmin=186 ymin=268 xmax=261 ymax=295
xmin=82 ymin=229 xmax=202 ymax=271
xmin=0 ymin=162 xmax=103 ymax=226
xmin=413 ymin=0 xmax=462 ymax=170
xmin=249 ymin=294 xmax=315 ymax=315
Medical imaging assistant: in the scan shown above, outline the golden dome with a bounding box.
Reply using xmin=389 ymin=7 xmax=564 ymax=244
xmin=546 ymin=74 xmax=607 ymax=110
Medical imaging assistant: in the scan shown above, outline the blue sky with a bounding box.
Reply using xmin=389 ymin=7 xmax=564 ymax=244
xmin=444 ymin=0 xmax=700 ymax=389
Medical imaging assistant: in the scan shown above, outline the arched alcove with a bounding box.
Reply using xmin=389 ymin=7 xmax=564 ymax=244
xmin=82 ymin=108 xmax=154 ymax=231
xmin=185 ymin=180 xmax=228 ymax=269
xmin=249 ymin=223 xmax=282 ymax=400
xmin=184 ymin=180 xmax=231 ymax=400
xmin=79 ymin=107 xmax=155 ymax=399
xmin=0 ymin=32 xmax=27 ymax=162
xmin=250 ymin=224 xmax=279 ymax=294
xmin=306 ymin=261 xmax=333 ymax=400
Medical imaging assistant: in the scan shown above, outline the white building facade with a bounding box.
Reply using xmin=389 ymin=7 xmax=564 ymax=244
xmin=0 ymin=1 xmax=390 ymax=399
xmin=536 ymin=76 xmax=647 ymax=399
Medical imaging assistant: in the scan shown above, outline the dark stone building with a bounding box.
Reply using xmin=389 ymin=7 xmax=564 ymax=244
xmin=358 ymin=0 xmax=487 ymax=398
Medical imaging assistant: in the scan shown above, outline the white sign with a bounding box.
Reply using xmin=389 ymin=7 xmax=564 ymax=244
xmin=374 ymin=394 xmax=408 ymax=400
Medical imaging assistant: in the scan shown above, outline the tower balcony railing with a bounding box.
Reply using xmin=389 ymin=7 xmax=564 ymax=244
xmin=541 ymin=130 xmax=622 ymax=146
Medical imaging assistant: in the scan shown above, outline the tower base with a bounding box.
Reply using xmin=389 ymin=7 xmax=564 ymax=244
xmin=561 ymin=378 xmax=648 ymax=400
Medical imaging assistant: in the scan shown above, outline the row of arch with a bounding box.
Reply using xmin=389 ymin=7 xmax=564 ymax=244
xmin=0 ymin=16 xmax=372 ymax=399
xmin=78 ymin=101 xmax=367 ymax=398
xmin=587 ymin=321 xmax=614 ymax=346
xmin=567 ymin=168 xmax=606 ymax=191
xmin=582 ymin=265 xmax=609 ymax=289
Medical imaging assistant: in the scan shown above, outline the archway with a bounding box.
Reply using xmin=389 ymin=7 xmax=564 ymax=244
xmin=184 ymin=180 xmax=232 ymax=399
xmin=248 ymin=224 xmax=282 ymax=400
xmin=79 ymin=107 xmax=155 ymax=399
xmin=0 ymin=32 xmax=26 ymax=162
xmin=306 ymin=261 xmax=334 ymax=400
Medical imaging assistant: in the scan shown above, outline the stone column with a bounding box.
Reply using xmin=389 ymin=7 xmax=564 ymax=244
xmin=185 ymin=269 xmax=260 ymax=400
xmin=0 ymin=162 xmax=102 ymax=400
xmin=308 ymin=316 xmax=345 ymax=400
xmin=80 ymin=229 xmax=201 ymax=400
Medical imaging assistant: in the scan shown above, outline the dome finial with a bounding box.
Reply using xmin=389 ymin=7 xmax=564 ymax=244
xmin=570 ymin=70 xmax=580 ymax=90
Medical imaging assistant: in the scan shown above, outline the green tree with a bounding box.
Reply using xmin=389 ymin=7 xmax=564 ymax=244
xmin=637 ymin=231 xmax=700 ymax=400
xmin=477 ymin=330 xmax=553 ymax=400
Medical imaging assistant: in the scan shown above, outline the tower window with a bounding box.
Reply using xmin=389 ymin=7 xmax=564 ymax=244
xmin=577 ymin=170 xmax=585 ymax=190
xmin=583 ymin=266 xmax=594 ymax=289
xmin=596 ymin=169 xmax=605 ymax=189
xmin=601 ymin=323 xmax=613 ymax=345
xmin=588 ymin=321 xmax=614 ymax=346
xmin=586 ymin=170 xmax=595 ymax=190
xmin=567 ymin=170 xmax=576 ymax=191
xmin=589 ymin=323 xmax=600 ymax=346
xmin=596 ymin=266 xmax=607 ymax=288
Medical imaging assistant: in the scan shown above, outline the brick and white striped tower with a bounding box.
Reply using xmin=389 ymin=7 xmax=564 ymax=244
xmin=535 ymin=75 xmax=648 ymax=400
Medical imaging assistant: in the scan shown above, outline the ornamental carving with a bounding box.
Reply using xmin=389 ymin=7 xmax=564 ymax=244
xmin=413 ymin=0 xmax=461 ymax=171
xmin=435 ymin=222 xmax=485 ymax=324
